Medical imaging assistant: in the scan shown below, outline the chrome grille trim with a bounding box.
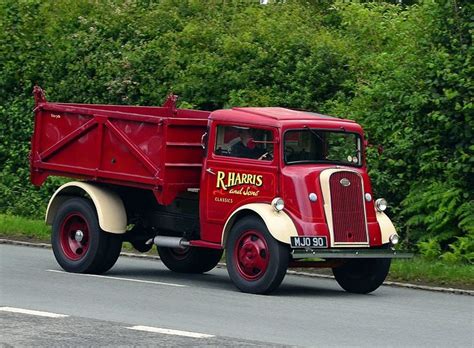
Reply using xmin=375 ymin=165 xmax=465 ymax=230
xmin=320 ymin=169 xmax=369 ymax=247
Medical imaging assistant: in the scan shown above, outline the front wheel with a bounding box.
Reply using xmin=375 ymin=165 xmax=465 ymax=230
xmin=332 ymin=258 xmax=391 ymax=294
xmin=51 ymin=197 xmax=122 ymax=274
xmin=226 ymin=217 xmax=289 ymax=294
xmin=157 ymin=246 xmax=223 ymax=274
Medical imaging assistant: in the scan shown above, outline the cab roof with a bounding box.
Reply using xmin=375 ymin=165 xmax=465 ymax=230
xmin=210 ymin=107 xmax=359 ymax=130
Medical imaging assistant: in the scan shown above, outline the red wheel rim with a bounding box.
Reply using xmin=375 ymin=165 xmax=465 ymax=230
xmin=59 ymin=213 xmax=90 ymax=261
xmin=234 ymin=230 xmax=269 ymax=281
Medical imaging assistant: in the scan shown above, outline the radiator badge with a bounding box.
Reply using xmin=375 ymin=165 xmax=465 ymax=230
xmin=340 ymin=178 xmax=351 ymax=187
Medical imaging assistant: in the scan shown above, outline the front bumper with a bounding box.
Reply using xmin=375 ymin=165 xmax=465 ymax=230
xmin=291 ymin=248 xmax=413 ymax=259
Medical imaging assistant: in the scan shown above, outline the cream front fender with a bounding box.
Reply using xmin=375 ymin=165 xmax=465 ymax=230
xmin=222 ymin=203 xmax=298 ymax=246
xmin=45 ymin=182 xmax=127 ymax=234
xmin=376 ymin=211 xmax=397 ymax=244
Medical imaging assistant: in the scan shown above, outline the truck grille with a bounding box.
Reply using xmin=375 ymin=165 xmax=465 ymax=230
xmin=329 ymin=171 xmax=367 ymax=244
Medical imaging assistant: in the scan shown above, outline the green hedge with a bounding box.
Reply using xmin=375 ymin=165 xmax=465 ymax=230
xmin=1 ymin=0 xmax=472 ymax=262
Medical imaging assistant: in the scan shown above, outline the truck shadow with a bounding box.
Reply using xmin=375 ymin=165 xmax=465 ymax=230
xmin=107 ymin=266 xmax=353 ymax=298
xmin=108 ymin=266 xmax=236 ymax=291
xmin=275 ymin=283 xmax=352 ymax=298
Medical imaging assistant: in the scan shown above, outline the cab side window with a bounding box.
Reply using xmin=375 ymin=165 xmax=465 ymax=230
xmin=214 ymin=126 xmax=273 ymax=161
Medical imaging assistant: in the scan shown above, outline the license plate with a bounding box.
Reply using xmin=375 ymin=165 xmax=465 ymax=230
xmin=290 ymin=236 xmax=328 ymax=248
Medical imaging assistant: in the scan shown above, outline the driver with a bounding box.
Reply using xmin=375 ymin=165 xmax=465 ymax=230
xmin=231 ymin=129 xmax=269 ymax=160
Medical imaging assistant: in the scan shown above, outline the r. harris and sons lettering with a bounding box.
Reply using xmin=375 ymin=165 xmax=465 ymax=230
xmin=216 ymin=171 xmax=263 ymax=190
xmin=213 ymin=171 xmax=263 ymax=201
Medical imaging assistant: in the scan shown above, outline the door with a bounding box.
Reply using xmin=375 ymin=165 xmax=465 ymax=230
xmin=199 ymin=122 xmax=279 ymax=243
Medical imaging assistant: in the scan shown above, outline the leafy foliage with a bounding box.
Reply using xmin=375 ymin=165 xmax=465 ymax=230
xmin=441 ymin=236 xmax=474 ymax=264
xmin=0 ymin=0 xmax=472 ymax=262
xmin=417 ymin=238 xmax=442 ymax=261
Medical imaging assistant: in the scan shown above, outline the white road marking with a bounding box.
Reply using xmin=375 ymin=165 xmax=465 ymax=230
xmin=126 ymin=325 xmax=215 ymax=338
xmin=46 ymin=269 xmax=186 ymax=288
xmin=0 ymin=307 xmax=68 ymax=318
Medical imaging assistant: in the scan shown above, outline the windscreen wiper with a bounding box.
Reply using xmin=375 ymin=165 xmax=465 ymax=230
xmin=303 ymin=125 xmax=324 ymax=143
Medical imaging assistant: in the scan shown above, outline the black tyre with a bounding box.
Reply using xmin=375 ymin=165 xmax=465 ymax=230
xmin=51 ymin=197 xmax=122 ymax=274
xmin=332 ymin=258 xmax=391 ymax=294
xmin=157 ymin=246 xmax=223 ymax=274
xmin=226 ymin=217 xmax=289 ymax=294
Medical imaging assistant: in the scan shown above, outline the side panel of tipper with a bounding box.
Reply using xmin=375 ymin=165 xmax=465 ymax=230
xmin=30 ymin=88 xmax=209 ymax=204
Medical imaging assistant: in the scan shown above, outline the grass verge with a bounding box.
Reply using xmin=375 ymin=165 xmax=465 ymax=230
xmin=0 ymin=214 xmax=51 ymax=242
xmin=389 ymin=258 xmax=473 ymax=289
xmin=1 ymin=214 xmax=472 ymax=290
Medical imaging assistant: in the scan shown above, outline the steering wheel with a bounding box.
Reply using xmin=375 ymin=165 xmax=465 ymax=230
xmin=258 ymin=152 xmax=273 ymax=160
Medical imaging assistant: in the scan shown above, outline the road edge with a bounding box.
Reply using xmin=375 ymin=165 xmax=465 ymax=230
xmin=1 ymin=238 xmax=472 ymax=296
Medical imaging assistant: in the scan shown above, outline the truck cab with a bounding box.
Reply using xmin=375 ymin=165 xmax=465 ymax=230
xmin=197 ymin=107 xmax=404 ymax=293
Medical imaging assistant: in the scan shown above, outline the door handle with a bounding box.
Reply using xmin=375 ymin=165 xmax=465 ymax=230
xmin=206 ymin=168 xmax=216 ymax=175
xmin=201 ymin=132 xmax=208 ymax=149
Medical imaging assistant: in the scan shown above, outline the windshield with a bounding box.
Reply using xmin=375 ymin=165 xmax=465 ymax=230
xmin=284 ymin=129 xmax=362 ymax=166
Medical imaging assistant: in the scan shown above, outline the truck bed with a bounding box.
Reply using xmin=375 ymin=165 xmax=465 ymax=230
xmin=30 ymin=87 xmax=210 ymax=204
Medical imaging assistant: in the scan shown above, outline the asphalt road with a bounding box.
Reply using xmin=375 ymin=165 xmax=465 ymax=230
xmin=1 ymin=244 xmax=473 ymax=347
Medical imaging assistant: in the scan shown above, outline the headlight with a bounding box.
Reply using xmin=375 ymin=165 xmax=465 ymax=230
xmin=389 ymin=234 xmax=400 ymax=245
xmin=375 ymin=198 xmax=387 ymax=212
xmin=271 ymin=197 xmax=284 ymax=212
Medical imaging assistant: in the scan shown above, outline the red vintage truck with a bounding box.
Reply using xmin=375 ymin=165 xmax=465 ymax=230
xmin=30 ymin=86 xmax=411 ymax=294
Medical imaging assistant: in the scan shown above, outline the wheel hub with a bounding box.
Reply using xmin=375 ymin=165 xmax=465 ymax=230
xmin=59 ymin=213 xmax=90 ymax=261
xmin=234 ymin=230 xmax=269 ymax=281
xmin=74 ymin=230 xmax=84 ymax=242
xmin=240 ymin=244 xmax=257 ymax=268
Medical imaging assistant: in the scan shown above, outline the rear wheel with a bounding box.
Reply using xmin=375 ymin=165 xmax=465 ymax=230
xmin=51 ymin=197 xmax=122 ymax=274
xmin=226 ymin=217 xmax=289 ymax=294
xmin=157 ymin=246 xmax=223 ymax=274
xmin=332 ymin=258 xmax=391 ymax=294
